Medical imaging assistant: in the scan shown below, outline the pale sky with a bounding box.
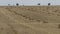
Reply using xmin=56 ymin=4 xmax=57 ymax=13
xmin=0 ymin=0 xmax=60 ymax=5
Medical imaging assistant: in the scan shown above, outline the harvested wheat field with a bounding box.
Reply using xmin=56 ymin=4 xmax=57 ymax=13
xmin=0 ymin=6 xmax=60 ymax=34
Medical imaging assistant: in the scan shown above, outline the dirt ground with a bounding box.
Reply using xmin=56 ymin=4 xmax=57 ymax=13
xmin=0 ymin=6 xmax=60 ymax=34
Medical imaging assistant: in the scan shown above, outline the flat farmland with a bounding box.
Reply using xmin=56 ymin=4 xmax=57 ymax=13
xmin=0 ymin=6 xmax=60 ymax=34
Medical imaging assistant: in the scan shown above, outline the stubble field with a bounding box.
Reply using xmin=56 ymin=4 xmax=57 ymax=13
xmin=0 ymin=6 xmax=60 ymax=34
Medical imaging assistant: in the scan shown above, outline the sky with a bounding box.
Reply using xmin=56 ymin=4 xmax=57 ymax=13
xmin=0 ymin=0 xmax=60 ymax=5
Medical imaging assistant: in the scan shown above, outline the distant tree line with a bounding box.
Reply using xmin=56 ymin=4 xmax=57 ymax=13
xmin=8 ymin=3 xmax=51 ymax=6
xmin=37 ymin=3 xmax=51 ymax=6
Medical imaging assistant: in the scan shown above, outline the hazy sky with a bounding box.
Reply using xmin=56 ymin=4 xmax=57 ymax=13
xmin=0 ymin=0 xmax=60 ymax=5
